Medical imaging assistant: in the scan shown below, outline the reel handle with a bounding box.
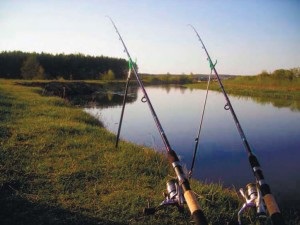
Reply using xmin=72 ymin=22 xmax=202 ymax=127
xmin=239 ymin=188 xmax=246 ymax=199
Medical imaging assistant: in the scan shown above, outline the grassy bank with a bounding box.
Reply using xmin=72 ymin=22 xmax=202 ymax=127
xmin=185 ymin=76 xmax=300 ymax=111
xmin=187 ymin=76 xmax=299 ymax=95
xmin=0 ymin=80 xmax=297 ymax=224
xmin=187 ymin=75 xmax=299 ymax=97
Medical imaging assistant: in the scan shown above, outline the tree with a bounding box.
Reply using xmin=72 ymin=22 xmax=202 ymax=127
xmin=101 ymin=69 xmax=115 ymax=80
xmin=0 ymin=51 xmax=129 ymax=80
xmin=259 ymin=70 xmax=269 ymax=77
xmin=21 ymin=55 xmax=45 ymax=79
xmin=272 ymin=69 xmax=294 ymax=81
xmin=257 ymin=70 xmax=269 ymax=82
xmin=291 ymin=67 xmax=300 ymax=78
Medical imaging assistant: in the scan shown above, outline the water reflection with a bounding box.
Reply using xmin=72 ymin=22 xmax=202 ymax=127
xmin=252 ymin=96 xmax=300 ymax=112
xmin=221 ymin=92 xmax=297 ymax=112
xmin=84 ymin=85 xmax=300 ymax=207
xmin=75 ymin=85 xmax=139 ymax=107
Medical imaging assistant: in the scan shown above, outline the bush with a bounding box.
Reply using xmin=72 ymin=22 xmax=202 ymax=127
xmin=272 ymin=69 xmax=294 ymax=81
xmin=101 ymin=69 xmax=115 ymax=80
xmin=21 ymin=55 xmax=45 ymax=80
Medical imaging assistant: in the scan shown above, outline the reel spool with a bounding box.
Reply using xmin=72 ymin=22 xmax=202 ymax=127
xmin=144 ymin=179 xmax=185 ymax=215
xmin=238 ymin=183 xmax=267 ymax=225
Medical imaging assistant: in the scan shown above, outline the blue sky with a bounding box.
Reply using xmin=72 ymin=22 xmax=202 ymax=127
xmin=0 ymin=0 xmax=299 ymax=75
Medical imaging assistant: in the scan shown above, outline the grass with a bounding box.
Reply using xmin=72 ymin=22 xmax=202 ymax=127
xmin=185 ymin=76 xmax=300 ymax=111
xmin=0 ymin=79 xmax=298 ymax=225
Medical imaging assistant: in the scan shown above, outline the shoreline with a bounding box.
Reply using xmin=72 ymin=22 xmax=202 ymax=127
xmin=0 ymin=79 xmax=298 ymax=224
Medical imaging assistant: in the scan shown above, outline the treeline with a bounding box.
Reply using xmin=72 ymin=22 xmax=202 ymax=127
xmin=257 ymin=68 xmax=300 ymax=80
xmin=227 ymin=68 xmax=300 ymax=86
xmin=0 ymin=51 xmax=131 ymax=80
xmin=141 ymin=73 xmax=195 ymax=84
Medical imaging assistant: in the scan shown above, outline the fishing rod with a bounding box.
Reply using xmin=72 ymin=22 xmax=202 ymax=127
xmin=189 ymin=24 xmax=285 ymax=225
xmin=107 ymin=16 xmax=208 ymax=225
xmin=115 ymin=60 xmax=133 ymax=148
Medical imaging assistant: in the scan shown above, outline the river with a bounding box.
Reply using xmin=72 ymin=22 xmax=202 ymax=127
xmin=84 ymin=85 xmax=300 ymax=208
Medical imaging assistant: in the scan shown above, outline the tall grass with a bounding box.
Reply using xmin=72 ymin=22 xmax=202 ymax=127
xmin=0 ymin=79 xmax=298 ymax=224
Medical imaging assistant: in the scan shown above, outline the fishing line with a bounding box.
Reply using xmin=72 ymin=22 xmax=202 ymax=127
xmin=189 ymin=71 xmax=212 ymax=179
xmin=115 ymin=60 xmax=132 ymax=148
xmin=107 ymin=16 xmax=171 ymax=151
xmin=107 ymin=16 xmax=208 ymax=225
xmin=189 ymin=24 xmax=285 ymax=225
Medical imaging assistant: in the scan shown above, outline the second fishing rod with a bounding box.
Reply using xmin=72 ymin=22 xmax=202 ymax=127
xmin=107 ymin=17 xmax=208 ymax=225
xmin=189 ymin=25 xmax=285 ymax=225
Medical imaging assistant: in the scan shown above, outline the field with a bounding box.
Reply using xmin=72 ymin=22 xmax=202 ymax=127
xmin=0 ymin=79 xmax=298 ymax=225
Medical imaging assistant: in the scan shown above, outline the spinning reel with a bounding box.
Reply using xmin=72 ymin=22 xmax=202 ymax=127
xmin=238 ymin=183 xmax=267 ymax=225
xmin=144 ymin=179 xmax=185 ymax=215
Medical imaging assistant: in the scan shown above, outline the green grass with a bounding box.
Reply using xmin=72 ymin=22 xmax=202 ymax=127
xmin=0 ymin=79 xmax=298 ymax=225
xmin=185 ymin=77 xmax=300 ymax=111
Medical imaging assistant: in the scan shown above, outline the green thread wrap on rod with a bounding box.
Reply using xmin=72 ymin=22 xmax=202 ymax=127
xmin=209 ymin=59 xmax=217 ymax=73
xmin=128 ymin=60 xmax=133 ymax=69
xmin=128 ymin=58 xmax=137 ymax=70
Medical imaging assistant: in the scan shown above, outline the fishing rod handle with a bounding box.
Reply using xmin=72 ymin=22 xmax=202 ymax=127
xmin=264 ymin=195 xmax=285 ymax=225
xmin=184 ymin=190 xmax=208 ymax=225
xmin=168 ymin=150 xmax=208 ymax=225
xmin=249 ymin=154 xmax=285 ymax=225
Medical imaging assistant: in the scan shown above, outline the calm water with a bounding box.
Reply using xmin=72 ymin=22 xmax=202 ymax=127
xmin=84 ymin=86 xmax=300 ymax=206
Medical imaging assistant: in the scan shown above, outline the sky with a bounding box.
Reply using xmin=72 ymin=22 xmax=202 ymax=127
xmin=0 ymin=0 xmax=299 ymax=75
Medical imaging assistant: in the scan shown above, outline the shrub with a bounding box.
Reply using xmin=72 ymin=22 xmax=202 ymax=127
xmin=101 ymin=69 xmax=115 ymax=80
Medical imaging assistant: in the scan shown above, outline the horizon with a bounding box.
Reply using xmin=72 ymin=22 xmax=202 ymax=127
xmin=1 ymin=49 xmax=298 ymax=76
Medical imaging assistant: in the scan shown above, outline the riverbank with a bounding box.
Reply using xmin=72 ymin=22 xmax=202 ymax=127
xmin=185 ymin=76 xmax=300 ymax=111
xmin=0 ymin=80 xmax=298 ymax=224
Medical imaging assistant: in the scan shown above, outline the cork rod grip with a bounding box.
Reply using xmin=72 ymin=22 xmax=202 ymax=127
xmin=264 ymin=194 xmax=285 ymax=225
xmin=184 ymin=190 xmax=208 ymax=225
xmin=264 ymin=194 xmax=280 ymax=215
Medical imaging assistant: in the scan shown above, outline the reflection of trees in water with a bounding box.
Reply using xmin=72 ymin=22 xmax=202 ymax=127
xmin=59 ymin=81 xmax=299 ymax=112
xmin=84 ymin=85 xmax=139 ymax=108
xmin=25 ymin=81 xmax=139 ymax=108
xmin=254 ymin=97 xmax=300 ymax=112
xmin=165 ymin=85 xmax=171 ymax=93
xmin=162 ymin=85 xmax=187 ymax=94
xmin=93 ymin=85 xmax=191 ymax=108
xmin=179 ymin=86 xmax=187 ymax=94
xmin=231 ymin=94 xmax=300 ymax=112
xmin=155 ymin=85 xmax=187 ymax=94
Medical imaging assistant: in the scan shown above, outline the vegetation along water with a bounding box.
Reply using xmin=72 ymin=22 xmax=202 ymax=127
xmin=0 ymin=80 xmax=242 ymax=225
xmin=0 ymin=77 xmax=299 ymax=225
xmin=0 ymin=49 xmax=299 ymax=225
